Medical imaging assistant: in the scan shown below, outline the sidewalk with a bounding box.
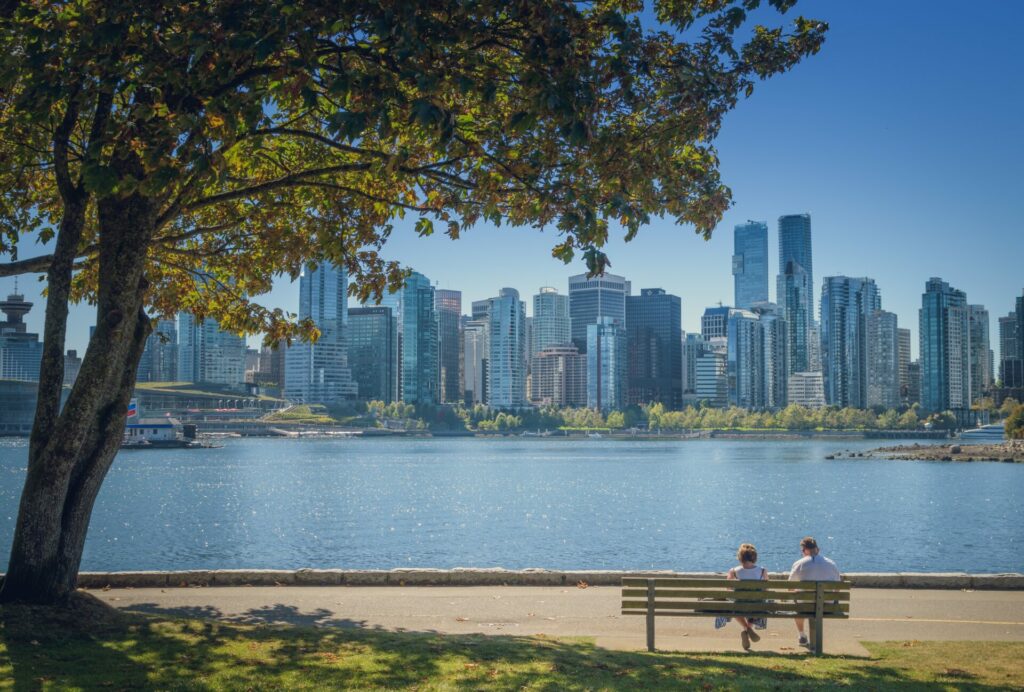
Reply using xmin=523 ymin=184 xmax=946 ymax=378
xmin=94 ymin=585 xmax=1024 ymax=656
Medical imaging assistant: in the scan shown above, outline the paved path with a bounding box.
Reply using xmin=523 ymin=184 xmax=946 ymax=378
xmin=95 ymin=586 xmax=1024 ymax=656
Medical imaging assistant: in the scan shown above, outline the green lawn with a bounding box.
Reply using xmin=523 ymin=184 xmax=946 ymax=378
xmin=2 ymin=595 xmax=1021 ymax=690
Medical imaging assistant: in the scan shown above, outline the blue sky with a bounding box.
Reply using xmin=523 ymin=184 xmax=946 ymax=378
xmin=3 ymin=1 xmax=1023 ymax=361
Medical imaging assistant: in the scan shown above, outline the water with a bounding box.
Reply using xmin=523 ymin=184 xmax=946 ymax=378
xmin=0 ymin=437 xmax=1021 ymax=573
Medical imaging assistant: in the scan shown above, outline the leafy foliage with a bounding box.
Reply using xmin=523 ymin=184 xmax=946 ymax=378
xmin=1006 ymin=404 xmax=1024 ymax=439
xmin=0 ymin=1 xmax=825 ymax=340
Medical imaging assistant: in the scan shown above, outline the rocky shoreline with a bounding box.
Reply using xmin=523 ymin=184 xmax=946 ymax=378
xmin=832 ymin=439 xmax=1024 ymax=463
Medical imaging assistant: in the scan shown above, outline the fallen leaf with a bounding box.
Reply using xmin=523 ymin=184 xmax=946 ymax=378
xmin=455 ymin=617 xmax=469 ymax=622
xmin=577 ymin=581 xmax=589 ymax=589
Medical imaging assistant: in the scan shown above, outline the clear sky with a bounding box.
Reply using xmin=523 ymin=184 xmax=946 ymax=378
xmin=3 ymin=0 xmax=1022 ymax=362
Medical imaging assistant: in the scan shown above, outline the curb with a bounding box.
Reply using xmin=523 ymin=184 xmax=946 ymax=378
xmin=68 ymin=569 xmax=1024 ymax=590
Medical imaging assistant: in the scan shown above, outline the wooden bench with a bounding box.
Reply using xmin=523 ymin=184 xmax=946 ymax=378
xmin=622 ymin=577 xmax=851 ymax=655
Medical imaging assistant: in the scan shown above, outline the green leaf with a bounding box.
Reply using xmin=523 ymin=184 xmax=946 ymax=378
xmin=81 ymin=164 xmax=118 ymax=196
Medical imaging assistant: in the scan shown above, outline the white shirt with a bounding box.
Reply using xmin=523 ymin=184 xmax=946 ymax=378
xmin=731 ymin=565 xmax=767 ymax=580
xmin=789 ymin=554 xmax=841 ymax=582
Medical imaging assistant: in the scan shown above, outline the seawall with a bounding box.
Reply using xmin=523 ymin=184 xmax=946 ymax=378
xmin=65 ymin=569 xmax=1024 ymax=590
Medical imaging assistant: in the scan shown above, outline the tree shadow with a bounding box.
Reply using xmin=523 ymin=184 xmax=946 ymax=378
xmin=0 ymin=593 xmax=1007 ymax=690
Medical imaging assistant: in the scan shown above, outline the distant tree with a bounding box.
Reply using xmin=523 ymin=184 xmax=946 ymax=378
xmin=1005 ymin=405 xmax=1024 ymax=439
xmin=0 ymin=1 xmax=825 ymax=605
xmin=1000 ymin=398 xmax=1021 ymax=419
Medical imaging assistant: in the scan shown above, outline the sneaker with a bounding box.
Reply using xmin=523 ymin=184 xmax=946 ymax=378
xmin=747 ymin=629 xmax=760 ymax=643
xmin=741 ymin=629 xmax=751 ymax=651
xmin=798 ymin=634 xmax=809 ymax=647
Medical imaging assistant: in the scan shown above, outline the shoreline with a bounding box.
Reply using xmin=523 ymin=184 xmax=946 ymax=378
xmin=57 ymin=568 xmax=1024 ymax=590
xmin=854 ymin=440 xmax=1024 ymax=463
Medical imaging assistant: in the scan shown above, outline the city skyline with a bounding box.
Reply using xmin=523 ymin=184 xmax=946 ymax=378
xmin=2 ymin=3 xmax=1022 ymax=365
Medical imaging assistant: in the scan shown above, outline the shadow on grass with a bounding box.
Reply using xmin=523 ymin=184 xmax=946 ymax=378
xmin=0 ymin=593 xmax=1006 ymax=690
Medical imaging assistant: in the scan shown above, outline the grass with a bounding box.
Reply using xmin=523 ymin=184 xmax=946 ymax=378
xmin=263 ymin=404 xmax=338 ymax=424
xmin=1 ymin=595 xmax=1022 ymax=690
xmin=134 ymin=381 xmax=284 ymax=402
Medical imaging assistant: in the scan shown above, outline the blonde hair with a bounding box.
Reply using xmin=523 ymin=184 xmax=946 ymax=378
xmin=736 ymin=543 xmax=758 ymax=564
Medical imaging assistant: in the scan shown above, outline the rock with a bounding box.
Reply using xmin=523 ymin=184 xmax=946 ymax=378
xmin=950 ymin=445 xmax=961 ymax=454
xmin=825 ymin=455 xmax=834 ymax=460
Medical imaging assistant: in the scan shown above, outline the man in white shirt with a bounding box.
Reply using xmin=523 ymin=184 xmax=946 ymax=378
xmin=788 ymin=536 xmax=841 ymax=647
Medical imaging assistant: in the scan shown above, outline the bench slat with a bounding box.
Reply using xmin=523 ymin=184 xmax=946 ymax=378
xmin=620 ymin=600 xmax=849 ymax=614
xmin=621 ymin=578 xmax=849 ymax=591
xmin=622 ymin=610 xmax=849 ymax=620
xmin=621 ymin=588 xmax=850 ymax=601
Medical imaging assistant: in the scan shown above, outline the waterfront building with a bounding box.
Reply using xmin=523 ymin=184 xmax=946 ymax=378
xmin=999 ymin=313 xmax=1020 ymax=386
xmin=530 ymin=344 xmax=586 ymax=407
xmin=568 ymin=272 xmax=629 ymax=352
xmin=137 ymin=318 xmax=178 ymax=382
xmin=866 ymin=310 xmax=900 ymax=410
xmin=753 ymin=302 xmax=789 ymax=410
xmin=777 ymin=214 xmax=815 ymax=377
xmin=733 ymin=221 xmax=769 ymax=309
xmin=787 ymin=371 xmax=826 ymax=408
xmin=898 ymin=328 xmax=912 ymax=404
xmin=532 ymin=287 xmax=571 ymax=356
xmin=487 ymin=288 xmax=527 ymax=408
xmin=435 ymin=289 xmax=462 ymax=404
xmin=385 ymin=272 xmax=439 ymax=405
xmin=682 ymin=333 xmax=704 ymax=395
xmin=626 ymin=288 xmax=682 ymax=408
xmin=727 ymin=309 xmax=765 ymax=409
xmin=283 ymin=262 xmax=357 ymax=403
xmin=463 ymin=319 xmax=488 ymax=404
xmin=348 ymin=306 xmax=398 ymax=402
xmin=919 ymin=277 xmax=970 ymax=412
xmin=820 ymin=276 xmax=881 ymax=408
xmin=694 ymin=350 xmax=727 ymax=408
xmin=586 ymin=317 xmax=626 ymax=411
xmin=177 ymin=313 xmax=246 ymax=389
xmin=0 ymin=292 xmax=42 ymax=382
xmin=967 ymin=305 xmax=992 ymax=401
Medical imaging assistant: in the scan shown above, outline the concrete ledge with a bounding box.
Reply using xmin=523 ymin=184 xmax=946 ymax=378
xmin=68 ymin=569 xmax=1024 ymax=590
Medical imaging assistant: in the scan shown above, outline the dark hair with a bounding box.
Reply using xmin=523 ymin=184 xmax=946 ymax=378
xmin=800 ymin=536 xmax=818 ymax=551
xmin=736 ymin=543 xmax=758 ymax=564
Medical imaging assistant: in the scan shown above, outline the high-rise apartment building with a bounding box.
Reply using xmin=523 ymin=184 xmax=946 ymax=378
xmin=727 ymin=309 xmax=765 ymax=409
xmin=178 ymin=313 xmax=247 ymax=389
xmin=919 ymin=277 xmax=970 ymax=412
xmin=435 ymin=289 xmax=462 ymax=404
xmin=487 ymin=288 xmax=527 ymax=408
xmin=348 ymin=306 xmax=398 ymax=402
xmin=384 ymin=272 xmax=439 ymax=405
xmin=907 ymin=361 xmax=922 ymax=405
xmin=626 ymin=288 xmax=682 ymax=408
xmin=866 ymin=310 xmax=900 ymax=410
xmin=530 ymin=344 xmax=586 ymax=407
xmin=463 ymin=319 xmax=488 ymax=404
xmin=682 ymin=333 xmax=704 ymax=395
xmin=0 ymin=292 xmax=42 ymax=382
xmin=701 ymin=306 xmax=731 ymax=340
xmin=695 ymin=350 xmax=727 ymax=408
xmin=777 ymin=214 xmax=814 ymax=377
xmin=778 ymin=214 xmax=813 ymax=287
xmin=284 ymin=262 xmax=357 ymax=403
xmin=532 ymin=287 xmax=571 ymax=355
xmin=568 ymin=273 xmax=629 ymax=352
xmin=897 ymin=328 xmax=912 ymax=404
xmin=820 ymin=276 xmax=881 ymax=409
xmin=733 ymin=221 xmax=769 ymax=309
xmin=586 ymin=317 xmax=626 ymax=411
xmin=787 ymin=371 xmax=826 ymax=408
xmin=967 ymin=305 xmax=992 ymax=401
xmin=137 ymin=318 xmax=178 ymax=382
xmin=753 ymin=303 xmax=789 ymax=410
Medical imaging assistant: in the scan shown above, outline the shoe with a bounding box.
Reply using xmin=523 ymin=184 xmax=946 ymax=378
xmin=798 ymin=634 xmax=809 ymax=647
xmin=747 ymin=629 xmax=760 ymax=643
xmin=741 ymin=629 xmax=751 ymax=651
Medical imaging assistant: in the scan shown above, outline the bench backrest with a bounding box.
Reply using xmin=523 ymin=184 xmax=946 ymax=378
xmin=621 ymin=577 xmax=850 ymax=619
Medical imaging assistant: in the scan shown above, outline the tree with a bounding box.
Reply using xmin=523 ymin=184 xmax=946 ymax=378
xmin=1000 ymin=398 xmax=1021 ymax=419
xmin=0 ymin=1 xmax=825 ymax=604
xmin=1006 ymin=404 xmax=1024 ymax=440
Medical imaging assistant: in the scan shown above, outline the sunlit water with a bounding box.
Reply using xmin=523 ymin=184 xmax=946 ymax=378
xmin=0 ymin=437 xmax=1021 ymax=573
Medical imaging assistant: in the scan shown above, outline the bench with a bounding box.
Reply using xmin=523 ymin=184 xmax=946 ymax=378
xmin=621 ymin=577 xmax=851 ymax=655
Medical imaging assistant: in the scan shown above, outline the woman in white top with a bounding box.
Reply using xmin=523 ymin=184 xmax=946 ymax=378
xmin=726 ymin=543 xmax=767 ymax=651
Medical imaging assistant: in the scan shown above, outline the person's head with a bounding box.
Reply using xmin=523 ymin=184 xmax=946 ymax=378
xmin=800 ymin=536 xmax=819 ymax=557
xmin=736 ymin=543 xmax=758 ymax=565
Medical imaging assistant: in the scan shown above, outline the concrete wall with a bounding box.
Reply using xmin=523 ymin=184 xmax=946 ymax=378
xmin=64 ymin=569 xmax=1024 ymax=590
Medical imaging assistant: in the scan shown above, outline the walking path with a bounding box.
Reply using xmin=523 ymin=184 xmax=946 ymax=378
xmin=94 ymin=586 xmax=1024 ymax=656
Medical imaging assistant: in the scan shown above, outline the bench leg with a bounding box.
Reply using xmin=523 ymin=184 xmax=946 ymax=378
xmin=646 ymin=579 xmax=655 ymax=652
xmin=813 ymin=618 xmax=823 ymax=656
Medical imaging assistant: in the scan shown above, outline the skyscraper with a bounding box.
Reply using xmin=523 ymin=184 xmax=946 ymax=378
xmin=137 ymin=318 xmax=178 ymax=382
xmin=820 ymin=276 xmax=881 ymax=408
xmin=753 ymin=302 xmax=789 ymax=410
xmin=777 ymin=214 xmax=815 ymax=376
xmin=0 ymin=292 xmax=42 ymax=382
xmin=532 ymin=287 xmax=571 ymax=355
xmin=866 ymin=309 xmax=900 ymax=410
xmin=701 ymin=306 xmax=731 ymax=340
xmin=435 ymin=289 xmax=462 ymax=404
xmin=178 ymin=314 xmax=247 ymax=388
xmin=586 ymin=317 xmax=626 ymax=411
xmin=462 ymin=319 xmax=488 ymax=404
xmin=626 ymin=288 xmax=682 ymax=408
xmin=695 ymin=351 xmax=727 ymax=408
xmin=733 ymin=221 xmax=769 ymax=309
xmin=681 ymin=333 xmax=704 ymax=395
xmin=385 ymin=272 xmax=439 ymax=405
xmin=897 ymin=328 xmax=912 ymax=404
xmin=919 ymin=277 xmax=970 ymax=412
xmin=348 ymin=306 xmax=398 ymax=402
xmin=727 ymin=309 xmax=765 ymax=409
xmin=999 ymin=312 xmax=1020 ymax=386
xmin=568 ymin=272 xmax=629 ymax=352
xmin=530 ymin=344 xmax=586 ymax=407
xmin=284 ymin=262 xmax=357 ymax=403
xmin=487 ymin=288 xmax=527 ymax=408
xmin=967 ymin=305 xmax=992 ymax=401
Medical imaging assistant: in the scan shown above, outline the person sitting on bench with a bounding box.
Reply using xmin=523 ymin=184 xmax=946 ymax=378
xmin=722 ymin=543 xmax=768 ymax=651
xmin=789 ymin=536 xmax=842 ymax=647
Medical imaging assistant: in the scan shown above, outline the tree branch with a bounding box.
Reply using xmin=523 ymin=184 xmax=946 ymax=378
xmin=0 ymin=254 xmax=55 ymax=277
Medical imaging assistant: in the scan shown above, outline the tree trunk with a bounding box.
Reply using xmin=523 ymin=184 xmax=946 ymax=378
xmin=1 ymin=188 xmax=155 ymax=605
